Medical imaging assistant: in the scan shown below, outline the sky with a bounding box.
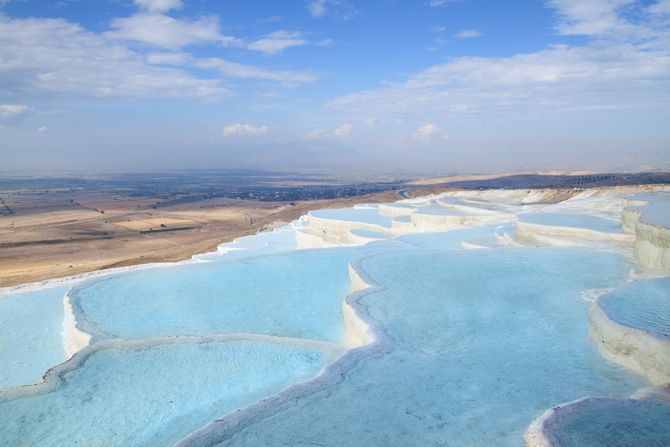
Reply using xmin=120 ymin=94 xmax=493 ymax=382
xmin=0 ymin=0 xmax=669 ymax=174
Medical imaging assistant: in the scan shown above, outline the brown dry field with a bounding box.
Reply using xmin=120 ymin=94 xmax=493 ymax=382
xmin=0 ymin=190 xmax=402 ymax=288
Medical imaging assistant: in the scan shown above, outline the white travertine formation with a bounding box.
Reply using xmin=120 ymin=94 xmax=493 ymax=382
xmin=589 ymin=298 xmax=670 ymax=386
xmin=62 ymin=291 xmax=92 ymax=359
xmin=516 ymin=221 xmax=635 ymax=247
xmin=348 ymin=262 xmax=372 ymax=294
xmin=378 ymin=203 xmax=415 ymax=217
xmin=621 ymin=196 xmax=670 ymax=269
xmin=295 ymin=227 xmax=339 ymax=249
xmin=523 ymin=407 xmax=555 ymax=447
xmin=495 ymin=229 xmax=518 ymax=246
xmin=448 ymin=189 xmax=547 ymax=204
xmin=306 ymin=214 xmax=390 ymax=244
xmin=408 ymin=212 xmax=486 ymax=232
xmin=8 ymin=184 xmax=670 ymax=447
xmin=622 ymin=206 xmax=642 ymax=234
xmin=633 ymin=220 xmax=670 ymax=269
xmin=347 ymin=231 xmax=383 ymax=245
xmin=461 ymin=241 xmax=488 ymax=250
xmin=389 ymin=218 xmax=414 ymax=232
xmin=341 ymin=263 xmax=375 ymax=349
xmin=436 ymin=198 xmax=502 ymax=215
xmin=523 ymin=393 xmax=670 ymax=447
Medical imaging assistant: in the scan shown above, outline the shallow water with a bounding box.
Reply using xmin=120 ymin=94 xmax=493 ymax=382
xmin=2 ymin=191 xmax=668 ymax=447
xmin=600 ymin=278 xmax=670 ymax=338
xmin=0 ymin=286 xmax=67 ymax=389
xmin=350 ymin=229 xmax=388 ymax=239
xmin=311 ymin=207 xmax=393 ymax=227
xmin=71 ymin=248 xmax=364 ymax=343
xmin=520 ymin=213 xmax=623 ymax=233
xmin=216 ymin=248 xmax=645 ymax=446
xmin=195 ymin=225 xmax=299 ymax=262
xmin=439 ymin=196 xmax=509 ymax=212
xmin=633 ymin=194 xmax=670 ymax=227
xmin=550 ymin=399 xmax=670 ymax=447
xmin=396 ymin=225 xmax=506 ymax=249
xmin=0 ymin=339 xmax=329 ymax=447
xmin=414 ymin=203 xmax=464 ymax=216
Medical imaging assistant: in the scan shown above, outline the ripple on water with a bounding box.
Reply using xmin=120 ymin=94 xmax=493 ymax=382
xmin=0 ymin=286 xmax=68 ymax=389
xmin=0 ymin=339 xmax=329 ymax=447
xmin=545 ymin=397 xmax=670 ymax=447
xmin=600 ymin=278 xmax=670 ymax=338
xmin=519 ymin=213 xmax=623 ymax=233
xmin=212 ymin=248 xmax=645 ymax=447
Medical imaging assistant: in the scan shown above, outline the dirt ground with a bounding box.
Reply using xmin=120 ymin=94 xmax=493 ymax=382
xmin=0 ymin=190 xmax=402 ymax=288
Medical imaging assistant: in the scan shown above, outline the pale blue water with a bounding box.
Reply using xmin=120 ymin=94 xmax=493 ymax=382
xmin=600 ymin=278 xmax=670 ymax=338
xmin=0 ymin=286 xmax=67 ymax=389
xmin=549 ymin=399 xmax=670 ymax=446
xmin=0 ymin=339 xmax=328 ymax=447
xmin=397 ymin=225 xmax=505 ymax=249
xmin=215 ymin=248 xmax=645 ymax=446
xmin=439 ymin=196 xmax=505 ymax=211
xmin=414 ymin=203 xmax=463 ymax=216
xmin=310 ymin=207 xmax=393 ymax=227
xmin=520 ymin=213 xmax=623 ymax=233
xmin=628 ymin=193 xmax=670 ymax=228
xmin=350 ymin=229 xmax=388 ymax=239
xmin=71 ymin=248 xmax=359 ymax=343
xmin=436 ymin=196 xmax=464 ymax=205
xmin=379 ymin=203 xmax=414 ymax=211
xmin=195 ymin=226 xmax=298 ymax=262
xmin=229 ymin=227 xmax=298 ymax=249
xmin=1 ymin=197 xmax=662 ymax=446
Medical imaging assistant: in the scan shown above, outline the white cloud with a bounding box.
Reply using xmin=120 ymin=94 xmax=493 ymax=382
xmin=305 ymin=0 xmax=356 ymax=19
xmin=306 ymin=0 xmax=328 ymax=18
xmin=0 ymin=13 xmax=320 ymax=102
xmin=332 ymin=123 xmax=352 ymax=138
xmin=454 ymin=29 xmax=482 ymax=38
xmin=316 ymin=38 xmax=335 ymax=46
xmin=547 ymin=0 xmax=637 ymax=35
xmin=649 ymin=0 xmax=670 ymax=14
xmin=106 ymin=13 xmax=239 ymax=50
xmin=0 ymin=15 xmax=231 ymax=100
xmin=223 ymin=123 xmax=269 ymax=137
xmin=108 ymin=2 xmax=318 ymax=55
xmin=428 ymin=0 xmax=460 ymax=6
xmin=145 ymin=52 xmax=315 ymax=84
xmin=192 ymin=57 xmax=317 ymax=85
xmin=362 ymin=117 xmax=376 ymax=129
xmin=134 ymin=0 xmax=183 ymax=13
xmin=0 ymin=104 xmax=28 ymax=117
xmin=110 ymin=1 xmax=320 ymax=55
xmin=37 ymin=126 xmax=48 ymax=133
xmin=248 ymin=30 xmax=307 ymax=55
xmin=411 ymin=124 xmax=444 ymax=143
xmin=306 ymin=123 xmax=353 ymax=140
xmin=305 ymin=129 xmax=326 ymax=140
xmin=328 ymin=6 xmax=670 ymax=122
xmin=145 ymin=52 xmax=192 ymax=65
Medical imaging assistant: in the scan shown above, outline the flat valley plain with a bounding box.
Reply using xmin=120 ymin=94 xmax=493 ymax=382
xmin=2 ymin=169 xmax=668 ymax=288
xmin=0 ymin=170 xmax=404 ymax=287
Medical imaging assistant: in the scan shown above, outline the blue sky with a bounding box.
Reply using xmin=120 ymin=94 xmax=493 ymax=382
xmin=0 ymin=0 xmax=669 ymax=174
